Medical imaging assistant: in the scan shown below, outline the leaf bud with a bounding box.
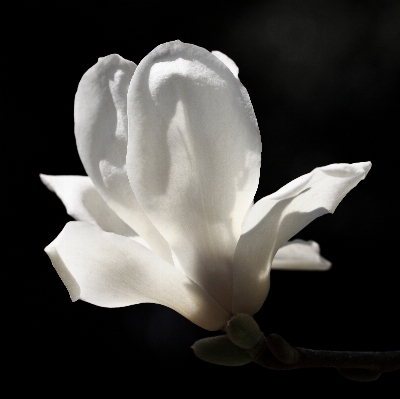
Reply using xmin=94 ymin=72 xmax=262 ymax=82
xmin=266 ymin=333 xmax=299 ymax=364
xmin=192 ymin=335 xmax=253 ymax=366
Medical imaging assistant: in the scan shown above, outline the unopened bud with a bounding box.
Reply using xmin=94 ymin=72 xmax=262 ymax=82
xmin=226 ymin=314 xmax=263 ymax=349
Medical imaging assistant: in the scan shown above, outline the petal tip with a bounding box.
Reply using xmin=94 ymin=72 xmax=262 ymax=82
xmin=45 ymin=236 xmax=81 ymax=303
xmin=320 ymin=257 xmax=332 ymax=271
xmin=40 ymin=174 xmax=55 ymax=192
xmin=359 ymin=161 xmax=372 ymax=177
xmin=98 ymin=53 xmax=122 ymax=63
xmin=345 ymin=161 xmax=371 ymax=180
xmin=94 ymin=54 xmax=137 ymax=74
xmin=39 ymin=173 xmax=49 ymax=182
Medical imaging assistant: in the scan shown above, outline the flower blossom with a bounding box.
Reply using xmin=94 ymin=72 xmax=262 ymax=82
xmin=41 ymin=41 xmax=371 ymax=331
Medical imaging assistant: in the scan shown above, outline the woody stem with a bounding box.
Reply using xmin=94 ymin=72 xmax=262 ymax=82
xmin=253 ymin=333 xmax=400 ymax=380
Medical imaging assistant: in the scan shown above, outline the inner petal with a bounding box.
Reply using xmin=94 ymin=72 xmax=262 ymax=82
xmin=127 ymin=41 xmax=261 ymax=312
xmin=74 ymin=54 xmax=173 ymax=263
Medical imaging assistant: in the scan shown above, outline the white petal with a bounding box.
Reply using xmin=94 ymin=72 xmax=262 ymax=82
xmin=45 ymin=222 xmax=230 ymax=331
xmin=272 ymin=239 xmax=331 ymax=271
xmin=233 ymin=162 xmax=371 ymax=314
xmin=74 ymin=54 xmax=173 ymax=263
xmin=40 ymin=174 xmax=136 ymax=237
xmin=211 ymin=51 xmax=239 ymax=79
xmin=242 ymin=201 xmax=254 ymax=228
xmin=127 ymin=41 xmax=261 ymax=312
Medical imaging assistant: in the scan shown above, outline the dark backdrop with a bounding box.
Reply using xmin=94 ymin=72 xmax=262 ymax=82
xmin=16 ymin=0 xmax=399 ymax=394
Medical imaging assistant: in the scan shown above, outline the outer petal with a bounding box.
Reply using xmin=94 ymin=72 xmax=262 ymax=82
xmin=233 ymin=162 xmax=371 ymax=314
xmin=74 ymin=54 xmax=173 ymax=263
xmin=272 ymin=239 xmax=331 ymax=271
xmin=40 ymin=174 xmax=136 ymax=237
xmin=211 ymin=51 xmax=239 ymax=79
xmin=127 ymin=41 xmax=261 ymax=312
xmin=45 ymin=222 xmax=230 ymax=331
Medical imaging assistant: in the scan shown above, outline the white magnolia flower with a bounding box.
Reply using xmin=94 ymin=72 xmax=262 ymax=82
xmin=42 ymin=41 xmax=371 ymax=331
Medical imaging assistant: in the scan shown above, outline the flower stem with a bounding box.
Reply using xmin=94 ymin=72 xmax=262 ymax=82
xmin=253 ymin=333 xmax=400 ymax=380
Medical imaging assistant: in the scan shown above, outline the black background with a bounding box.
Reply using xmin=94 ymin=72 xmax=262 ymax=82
xmin=14 ymin=0 xmax=399 ymax=394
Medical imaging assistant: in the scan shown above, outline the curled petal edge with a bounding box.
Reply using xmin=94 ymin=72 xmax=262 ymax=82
xmin=272 ymin=239 xmax=331 ymax=271
xmin=45 ymin=222 xmax=231 ymax=331
xmin=40 ymin=174 xmax=136 ymax=238
xmin=233 ymin=162 xmax=371 ymax=314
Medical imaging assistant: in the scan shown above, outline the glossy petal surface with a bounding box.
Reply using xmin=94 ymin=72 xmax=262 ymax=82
xmin=127 ymin=41 xmax=261 ymax=312
xmin=233 ymin=162 xmax=371 ymax=314
xmin=45 ymin=222 xmax=230 ymax=331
